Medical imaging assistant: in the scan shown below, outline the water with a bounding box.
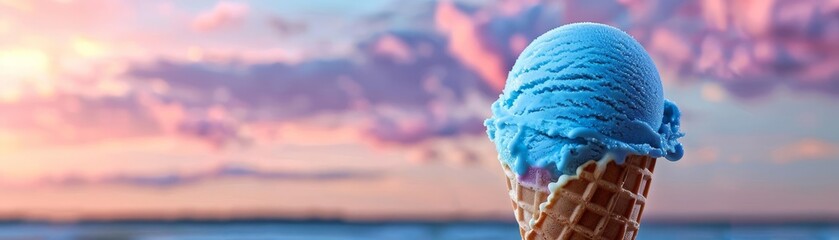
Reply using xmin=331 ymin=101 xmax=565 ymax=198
xmin=0 ymin=222 xmax=837 ymax=240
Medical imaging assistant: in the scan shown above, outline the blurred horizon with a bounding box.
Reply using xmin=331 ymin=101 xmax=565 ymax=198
xmin=0 ymin=221 xmax=833 ymax=240
xmin=1 ymin=0 xmax=838 ymax=224
xmin=4 ymin=211 xmax=839 ymax=224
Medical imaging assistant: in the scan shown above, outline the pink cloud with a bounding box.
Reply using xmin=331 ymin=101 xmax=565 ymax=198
xmin=701 ymin=0 xmax=728 ymax=31
xmin=679 ymin=146 xmax=720 ymax=166
xmin=373 ymin=34 xmax=415 ymax=64
xmin=649 ymin=28 xmax=692 ymax=69
xmin=435 ymin=1 xmax=507 ymax=91
xmin=731 ymin=0 xmax=775 ymax=36
xmin=772 ymin=138 xmax=839 ymax=163
xmin=191 ymin=1 xmax=249 ymax=32
xmin=0 ymin=94 xmax=159 ymax=147
xmin=508 ymin=34 xmax=528 ymax=56
xmin=496 ymin=0 xmax=541 ymax=16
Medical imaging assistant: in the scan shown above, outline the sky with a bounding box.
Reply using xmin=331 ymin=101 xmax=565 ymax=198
xmin=0 ymin=0 xmax=838 ymax=221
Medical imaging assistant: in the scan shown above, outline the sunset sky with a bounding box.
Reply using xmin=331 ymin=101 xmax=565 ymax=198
xmin=0 ymin=0 xmax=838 ymax=221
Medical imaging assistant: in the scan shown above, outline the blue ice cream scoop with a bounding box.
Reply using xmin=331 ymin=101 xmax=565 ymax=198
xmin=485 ymin=22 xmax=684 ymax=178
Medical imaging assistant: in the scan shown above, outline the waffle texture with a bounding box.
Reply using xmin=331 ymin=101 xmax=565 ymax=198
xmin=503 ymin=155 xmax=656 ymax=240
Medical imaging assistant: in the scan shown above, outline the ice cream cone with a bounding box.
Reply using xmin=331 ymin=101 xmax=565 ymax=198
xmin=503 ymin=155 xmax=656 ymax=240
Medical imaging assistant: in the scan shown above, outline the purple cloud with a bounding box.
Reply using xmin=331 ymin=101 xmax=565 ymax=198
xmin=434 ymin=0 xmax=839 ymax=98
xmin=128 ymin=30 xmax=494 ymax=146
xmin=626 ymin=0 xmax=839 ymax=97
xmin=37 ymin=163 xmax=383 ymax=188
xmin=176 ymin=119 xmax=242 ymax=149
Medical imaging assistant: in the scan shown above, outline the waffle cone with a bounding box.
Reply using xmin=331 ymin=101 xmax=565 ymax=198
xmin=502 ymin=155 xmax=656 ymax=240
